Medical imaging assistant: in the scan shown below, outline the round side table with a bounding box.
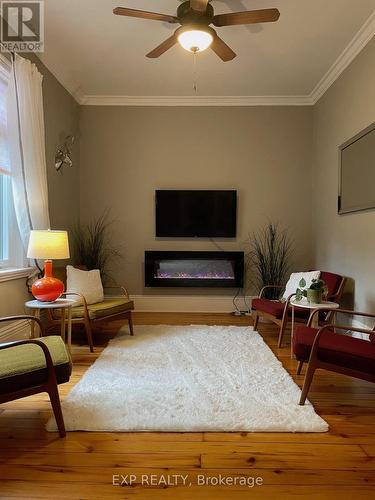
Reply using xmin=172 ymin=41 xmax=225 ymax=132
xmin=289 ymin=299 xmax=339 ymax=358
xmin=25 ymin=298 xmax=77 ymax=352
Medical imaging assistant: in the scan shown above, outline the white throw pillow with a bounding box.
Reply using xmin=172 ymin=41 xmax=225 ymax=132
xmin=282 ymin=271 xmax=321 ymax=300
xmin=66 ymin=265 xmax=104 ymax=305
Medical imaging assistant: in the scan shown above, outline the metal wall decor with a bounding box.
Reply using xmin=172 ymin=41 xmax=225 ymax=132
xmin=55 ymin=135 xmax=75 ymax=172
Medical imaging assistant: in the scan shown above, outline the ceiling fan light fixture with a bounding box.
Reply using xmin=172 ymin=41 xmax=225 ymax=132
xmin=177 ymin=28 xmax=213 ymax=53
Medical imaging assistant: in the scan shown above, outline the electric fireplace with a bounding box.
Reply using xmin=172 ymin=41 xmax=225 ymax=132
xmin=145 ymin=251 xmax=244 ymax=288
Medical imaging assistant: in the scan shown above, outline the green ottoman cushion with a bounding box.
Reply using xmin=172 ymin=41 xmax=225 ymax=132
xmin=52 ymin=298 xmax=134 ymax=320
xmin=0 ymin=336 xmax=72 ymax=395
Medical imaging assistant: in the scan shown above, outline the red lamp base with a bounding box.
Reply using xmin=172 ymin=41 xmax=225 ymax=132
xmin=31 ymin=260 xmax=64 ymax=302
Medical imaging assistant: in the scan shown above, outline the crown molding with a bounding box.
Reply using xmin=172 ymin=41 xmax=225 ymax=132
xmin=310 ymin=11 xmax=375 ymax=104
xmin=80 ymin=95 xmax=313 ymax=106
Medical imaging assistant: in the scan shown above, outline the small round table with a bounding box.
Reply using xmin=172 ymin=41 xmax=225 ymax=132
xmin=25 ymin=298 xmax=77 ymax=352
xmin=289 ymin=299 xmax=339 ymax=357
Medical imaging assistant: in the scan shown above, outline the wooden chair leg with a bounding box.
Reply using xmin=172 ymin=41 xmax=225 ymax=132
xmin=299 ymin=362 xmax=317 ymax=405
xmin=48 ymin=384 xmax=66 ymax=438
xmin=84 ymin=318 xmax=94 ymax=352
xmin=128 ymin=312 xmax=134 ymax=336
xmin=278 ymin=315 xmax=288 ymax=348
xmin=296 ymin=360 xmax=304 ymax=375
xmin=253 ymin=312 xmax=259 ymax=330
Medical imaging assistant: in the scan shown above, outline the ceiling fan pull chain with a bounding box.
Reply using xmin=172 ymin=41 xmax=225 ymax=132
xmin=193 ymin=51 xmax=198 ymax=94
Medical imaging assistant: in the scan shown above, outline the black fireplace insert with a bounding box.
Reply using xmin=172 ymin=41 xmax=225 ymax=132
xmin=145 ymin=251 xmax=244 ymax=288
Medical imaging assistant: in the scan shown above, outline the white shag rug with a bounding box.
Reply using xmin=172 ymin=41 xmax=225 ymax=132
xmin=47 ymin=325 xmax=328 ymax=433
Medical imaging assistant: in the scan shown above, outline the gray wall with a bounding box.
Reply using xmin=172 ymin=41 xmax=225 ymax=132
xmin=79 ymin=106 xmax=314 ymax=295
xmin=0 ymin=278 xmax=30 ymax=318
xmin=312 ymin=37 xmax=375 ymax=317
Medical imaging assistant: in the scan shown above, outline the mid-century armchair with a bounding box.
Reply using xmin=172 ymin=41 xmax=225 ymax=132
xmin=293 ymin=309 xmax=375 ymax=405
xmin=0 ymin=315 xmax=71 ymax=437
xmin=252 ymin=271 xmax=346 ymax=347
xmin=45 ymin=267 xmax=134 ymax=352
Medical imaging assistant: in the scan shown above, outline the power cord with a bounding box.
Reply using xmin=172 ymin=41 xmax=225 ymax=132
xmin=209 ymin=237 xmax=249 ymax=315
xmin=232 ymin=287 xmax=241 ymax=313
xmin=241 ymin=287 xmax=251 ymax=313
xmin=209 ymin=237 xmax=226 ymax=252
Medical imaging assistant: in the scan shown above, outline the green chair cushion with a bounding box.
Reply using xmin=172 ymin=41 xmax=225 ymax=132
xmin=52 ymin=298 xmax=134 ymax=320
xmin=0 ymin=336 xmax=72 ymax=395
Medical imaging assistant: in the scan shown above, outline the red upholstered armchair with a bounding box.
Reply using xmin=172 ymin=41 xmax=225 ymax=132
xmin=252 ymin=271 xmax=345 ymax=347
xmin=293 ymin=309 xmax=375 ymax=405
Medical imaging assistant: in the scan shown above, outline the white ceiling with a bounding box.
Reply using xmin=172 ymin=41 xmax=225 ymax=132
xmin=39 ymin=0 xmax=375 ymax=101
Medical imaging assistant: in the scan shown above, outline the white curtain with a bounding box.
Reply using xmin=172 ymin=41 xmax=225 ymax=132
xmin=0 ymin=65 xmax=10 ymax=177
xmin=6 ymin=53 xmax=50 ymax=251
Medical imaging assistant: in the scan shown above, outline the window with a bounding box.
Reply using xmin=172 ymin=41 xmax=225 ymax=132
xmin=0 ymin=56 xmax=23 ymax=270
xmin=0 ymin=172 xmax=10 ymax=263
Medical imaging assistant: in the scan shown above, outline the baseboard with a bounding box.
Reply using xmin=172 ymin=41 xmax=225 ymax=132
xmin=129 ymin=294 xmax=254 ymax=313
xmin=0 ymin=319 xmax=30 ymax=342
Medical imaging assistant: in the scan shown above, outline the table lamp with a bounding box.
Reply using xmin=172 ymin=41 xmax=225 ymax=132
xmin=27 ymin=229 xmax=70 ymax=302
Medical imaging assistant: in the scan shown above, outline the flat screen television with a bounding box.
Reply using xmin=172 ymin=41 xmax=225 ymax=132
xmin=155 ymin=190 xmax=237 ymax=237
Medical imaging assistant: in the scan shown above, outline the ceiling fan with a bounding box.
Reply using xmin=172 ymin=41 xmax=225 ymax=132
xmin=113 ymin=1 xmax=280 ymax=62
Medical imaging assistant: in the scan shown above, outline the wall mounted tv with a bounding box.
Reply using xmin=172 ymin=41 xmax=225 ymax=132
xmin=155 ymin=190 xmax=237 ymax=238
xmin=339 ymin=121 xmax=375 ymax=214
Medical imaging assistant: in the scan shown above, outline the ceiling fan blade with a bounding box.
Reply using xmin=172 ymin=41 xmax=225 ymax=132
xmin=190 ymin=0 xmax=209 ymax=13
xmin=211 ymin=35 xmax=236 ymax=62
xmin=213 ymin=8 xmax=280 ymax=27
xmin=146 ymin=34 xmax=177 ymax=58
xmin=113 ymin=7 xmax=178 ymax=24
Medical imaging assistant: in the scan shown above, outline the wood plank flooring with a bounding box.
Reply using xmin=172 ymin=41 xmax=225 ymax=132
xmin=0 ymin=312 xmax=374 ymax=499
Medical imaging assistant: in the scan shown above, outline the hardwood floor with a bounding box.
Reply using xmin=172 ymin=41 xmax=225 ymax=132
xmin=0 ymin=312 xmax=374 ymax=499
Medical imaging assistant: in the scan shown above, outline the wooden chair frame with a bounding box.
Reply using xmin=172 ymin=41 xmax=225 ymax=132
xmin=45 ymin=286 xmax=134 ymax=353
xmin=0 ymin=315 xmax=67 ymax=437
xmin=253 ymin=276 xmax=346 ymax=348
xmin=298 ymin=308 xmax=375 ymax=405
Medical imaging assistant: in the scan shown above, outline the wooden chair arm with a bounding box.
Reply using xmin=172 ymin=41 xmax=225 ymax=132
xmin=61 ymin=291 xmax=88 ymax=308
xmin=60 ymin=292 xmax=91 ymax=322
xmin=103 ymin=286 xmax=130 ymax=299
xmin=0 ymin=316 xmax=56 ymax=381
xmin=307 ymin=308 xmax=375 ymax=327
xmin=285 ymin=293 xmax=296 ymax=303
xmin=279 ymin=293 xmax=297 ymax=325
xmin=307 ymin=308 xmax=332 ymax=326
xmin=308 ymin=322 xmax=374 ymax=364
xmin=0 ymin=315 xmax=44 ymax=335
xmin=327 ymin=277 xmax=346 ymax=300
xmin=259 ymin=285 xmax=284 ymax=299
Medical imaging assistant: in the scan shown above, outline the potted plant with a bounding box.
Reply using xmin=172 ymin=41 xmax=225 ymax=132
xmin=295 ymin=278 xmax=328 ymax=304
xmin=248 ymin=223 xmax=293 ymax=300
xmin=71 ymin=211 xmax=122 ymax=284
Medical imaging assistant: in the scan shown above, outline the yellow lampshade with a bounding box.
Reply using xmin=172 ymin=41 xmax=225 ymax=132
xmin=27 ymin=230 xmax=70 ymax=260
